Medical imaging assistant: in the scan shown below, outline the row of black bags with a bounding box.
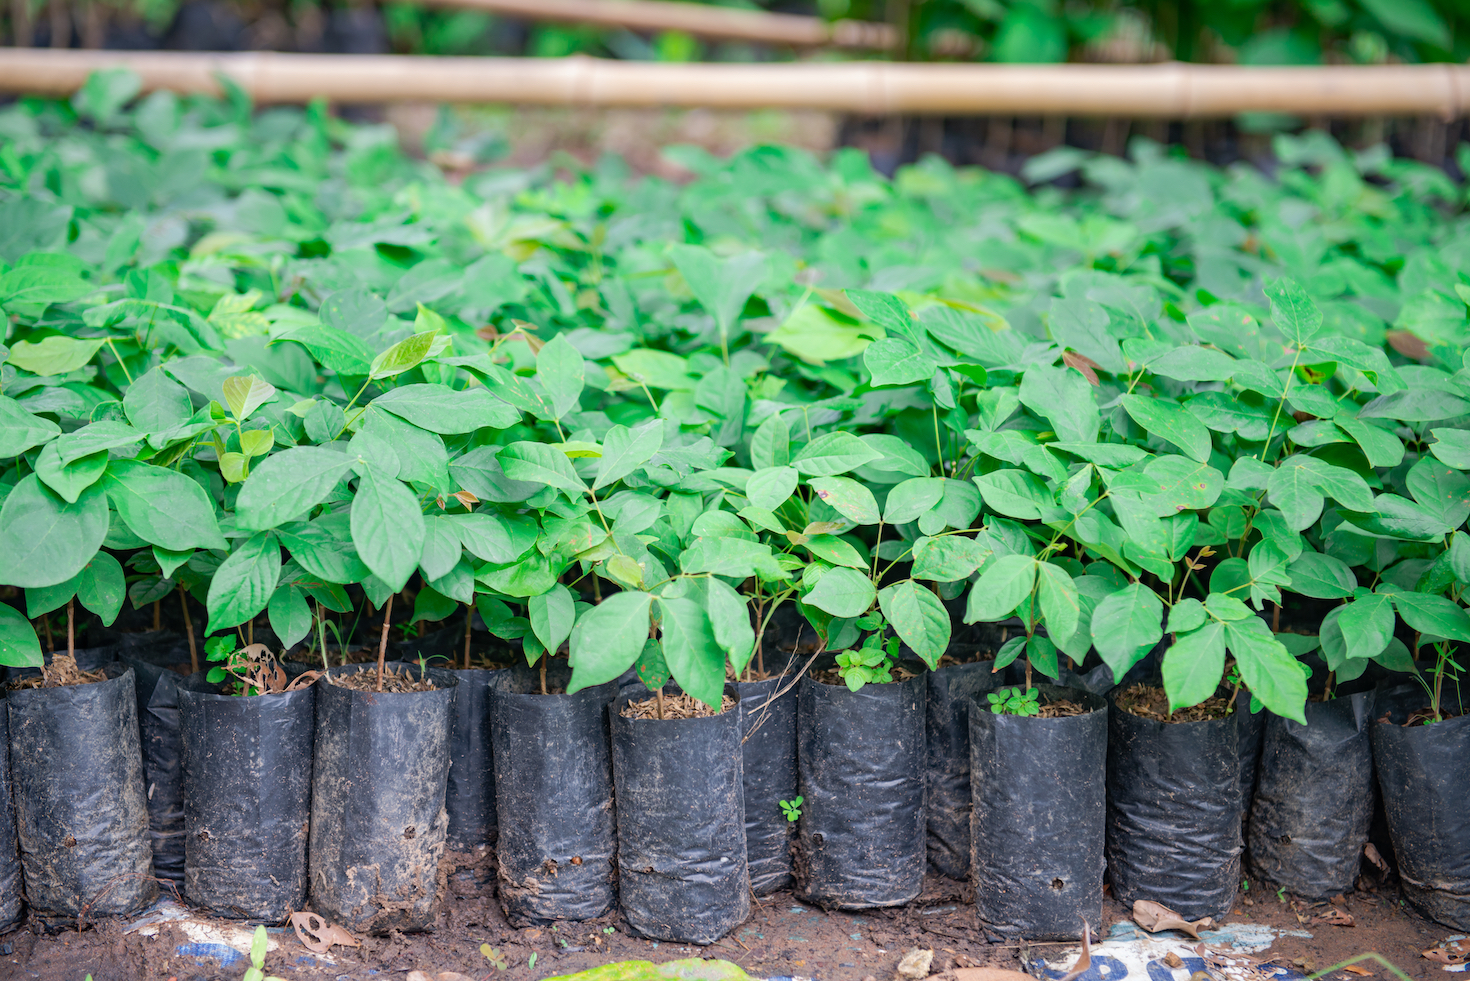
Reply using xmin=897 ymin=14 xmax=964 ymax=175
xmin=1 ymin=640 xmax=1465 ymax=945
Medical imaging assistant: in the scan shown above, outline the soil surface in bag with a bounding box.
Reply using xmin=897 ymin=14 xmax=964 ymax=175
xmin=612 ymin=684 xmax=750 ymax=944
xmin=443 ymin=667 xmax=504 ymax=893
xmin=1248 ymin=688 xmax=1376 ymax=899
xmin=490 ymin=663 xmax=617 ymax=925
xmin=0 ymin=699 xmax=23 ymax=932
xmin=926 ymin=657 xmax=1000 ymax=880
xmin=735 ymin=673 xmax=798 ymax=896
xmin=178 ymin=672 xmax=315 ymax=922
xmin=1372 ymin=683 xmax=1470 ymax=930
xmin=797 ymin=671 xmax=926 ymax=909
xmin=7 ymin=662 xmax=157 ymax=918
xmin=1106 ymin=684 xmax=1241 ymax=921
xmin=971 ymin=685 xmax=1105 ymax=940
xmin=309 ymin=662 xmax=457 ymax=934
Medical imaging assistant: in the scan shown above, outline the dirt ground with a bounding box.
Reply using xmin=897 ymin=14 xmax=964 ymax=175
xmin=0 ymin=862 xmax=1459 ymax=981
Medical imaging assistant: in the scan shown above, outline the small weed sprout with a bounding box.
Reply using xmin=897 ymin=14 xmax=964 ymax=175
xmin=243 ymin=925 xmax=284 ymax=981
xmin=779 ymin=796 xmax=804 ymax=822
xmin=988 ymin=687 xmax=1041 ymax=717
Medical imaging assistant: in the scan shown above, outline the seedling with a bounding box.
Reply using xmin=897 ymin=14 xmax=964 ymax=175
xmin=988 ymin=687 xmax=1041 ymax=717
xmin=779 ymin=796 xmax=804 ymax=822
xmin=480 ymin=944 xmax=509 ymax=970
xmin=243 ymin=925 xmax=284 ymax=981
xmin=834 ymin=614 xmax=899 ymax=692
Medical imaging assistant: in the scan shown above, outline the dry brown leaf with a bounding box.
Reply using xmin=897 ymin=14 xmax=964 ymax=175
xmin=1133 ymin=900 xmax=1216 ymax=940
xmin=1424 ymin=938 xmax=1470 ymax=966
xmin=1342 ymin=966 xmax=1373 ymax=976
xmin=1311 ymin=908 xmax=1355 ymax=928
xmin=290 ymin=911 xmax=360 ymax=954
xmin=953 ymin=970 xmax=1035 ymax=981
xmin=1056 ymin=919 xmax=1093 ymax=981
xmin=1062 ymin=351 xmax=1101 ymax=386
xmin=1364 ymin=843 xmax=1389 ymax=874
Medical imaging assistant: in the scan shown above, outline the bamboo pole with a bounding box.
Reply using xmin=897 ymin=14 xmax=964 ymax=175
xmin=0 ymin=50 xmax=1466 ymax=117
xmin=421 ymin=0 xmax=898 ymax=50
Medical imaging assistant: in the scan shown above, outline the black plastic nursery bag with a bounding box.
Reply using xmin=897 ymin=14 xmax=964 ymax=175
xmin=735 ymin=674 xmax=798 ymax=896
xmin=927 ymin=660 xmax=999 ymax=880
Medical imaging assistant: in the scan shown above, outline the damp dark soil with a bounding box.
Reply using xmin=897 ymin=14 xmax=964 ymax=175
xmin=330 ymin=666 xmax=438 ymax=693
xmin=621 ymin=692 xmax=736 ymax=720
xmin=1116 ymin=682 xmax=1233 ymax=722
xmin=2 ymin=869 xmax=1457 ymax=981
xmin=7 ymin=654 xmax=106 ymax=690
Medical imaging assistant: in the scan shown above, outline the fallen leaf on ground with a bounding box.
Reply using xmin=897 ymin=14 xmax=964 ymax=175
xmin=1364 ymin=844 xmax=1389 ymax=874
xmin=1311 ymin=908 xmax=1355 ymax=927
xmin=1133 ymin=901 xmax=1216 ymax=940
xmin=898 ymin=948 xmax=934 ymax=979
xmin=1424 ymin=938 xmax=1470 ymax=966
xmin=290 ymin=911 xmax=361 ymax=954
xmin=1343 ymin=965 xmax=1373 ymax=976
xmin=1056 ymin=920 xmax=1093 ymax=981
xmin=953 ymin=970 xmax=1035 ymax=981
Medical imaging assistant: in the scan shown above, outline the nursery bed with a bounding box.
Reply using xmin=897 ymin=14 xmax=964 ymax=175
xmin=0 ymin=873 xmax=1456 ymax=981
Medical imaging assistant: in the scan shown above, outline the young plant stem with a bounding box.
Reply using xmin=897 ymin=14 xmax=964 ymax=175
xmin=41 ymin=616 xmax=53 ymax=652
xmin=657 ymin=687 xmax=665 ymax=720
xmin=376 ymin=594 xmax=393 ymax=693
xmin=247 ymin=618 xmax=253 ymax=647
xmin=66 ymin=597 xmax=74 ymax=659
xmin=463 ymin=604 xmax=473 ymax=670
xmin=1272 ymin=602 xmax=1281 ymax=632
xmin=317 ymin=600 xmax=329 ymax=672
xmin=153 ymin=600 xmax=161 ymax=631
xmin=179 ymin=583 xmax=198 ymax=674
xmin=539 ymin=657 xmax=547 ymax=696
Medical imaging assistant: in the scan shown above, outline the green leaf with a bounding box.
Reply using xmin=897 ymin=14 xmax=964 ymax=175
xmin=371 ymin=384 xmax=521 ymax=434
xmin=879 ymin=580 xmax=950 ymax=669
xmin=911 ymin=535 xmax=985 ymax=582
xmin=963 ymin=554 xmax=1037 ymax=623
xmin=1161 ymin=621 xmax=1227 ymax=711
xmin=1286 ymin=550 xmax=1357 ymax=599
xmin=883 ymin=478 xmax=945 ymax=524
xmin=750 ymin=412 xmax=790 ymax=470
xmin=35 ymin=443 xmax=107 ymax=504
xmin=0 ymin=266 xmax=94 ymax=309
xmin=1451 ymin=533 xmax=1470 ymax=584
xmin=530 ymin=583 xmax=576 ymax=655
xmin=594 ymin=420 xmax=663 ymax=490
xmin=568 ymin=590 xmax=654 ymax=691
xmin=1142 ymin=456 xmax=1225 ymax=514
xmin=707 ymin=576 xmax=755 ymax=675
xmin=804 ymin=566 xmax=877 ymax=618
xmin=278 ymin=325 xmax=375 ymax=375
xmin=6 ymin=336 xmax=106 ymax=376
xmin=369 ymin=327 xmax=439 ymax=379
xmin=1090 ymin=583 xmax=1164 ymax=682
xmin=234 ymin=447 xmax=353 ymax=533
xmin=1407 ymin=457 xmax=1470 ymax=531
xmin=1018 ymin=363 xmax=1099 ymax=444
xmin=0 ymin=395 xmax=60 ymax=457
xmin=791 ymin=432 xmax=882 ymax=477
xmin=0 ymin=476 xmax=109 ymax=589
xmin=221 ymin=375 xmax=277 ymax=423
xmin=1036 ymin=562 xmax=1080 ymax=642
xmin=1267 ymin=461 xmax=1326 ymax=532
xmin=974 ymin=469 xmax=1054 ymax=520
xmin=803 ymin=534 xmax=866 ymax=570
xmin=122 ymin=366 xmax=193 ymax=434
xmin=864 ymin=337 xmax=936 ymax=388
xmin=350 ymin=468 xmax=426 ymax=592
xmin=1205 ymin=592 xmax=1252 ymax=621
xmin=1223 ymin=616 xmax=1307 ymax=725
xmin=656 ymin=595 xmax=726 ymax=708
xmin=680 ymin=537 xmax=784 ymax=580
xmin=635 ymin=638 xmax=670 ymax=690
xmin=1168 ymin=597 xmax=1206 ymax=634
xmin=1337 ymin=593 xmax=1395 ymax=661
xmin=1429 ymin=428 xmax=1470 ymax=470
xmin=669 ymin=244 xmax=766 ymax=341
xmin=103 ymin=460 xmax=227 ymax=551
xmin=206 ymin=532 xmax=281 ymax=633
xmin=809 ymin=476 xmax=880 ymax=525
xmin=268 ymin=585 xmax=312 ymax=649
xmin=450 ymin=512 xmax=536 ymax=565
xmin=0 ymin=604 xmax=42 ymax=668
xmin=418 ymin=516 xmax=462 ymax=580
xmin=1265 ymin=277 xmax=1322 ymax=346
xmin=75 ymin=551 xmax=125 ymax=627
xmin=747 ymin=466 xmax=799 ymax=511
xmin=499 ymin=441 xmax=587 ymax=495
xmin=536 ymin=332 xmax=586 ymax=420
xmin=1121 ymin=394 xmax=1212 ymax=463
xmin=1389 ymin=589 xmax=1470 ymax=642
